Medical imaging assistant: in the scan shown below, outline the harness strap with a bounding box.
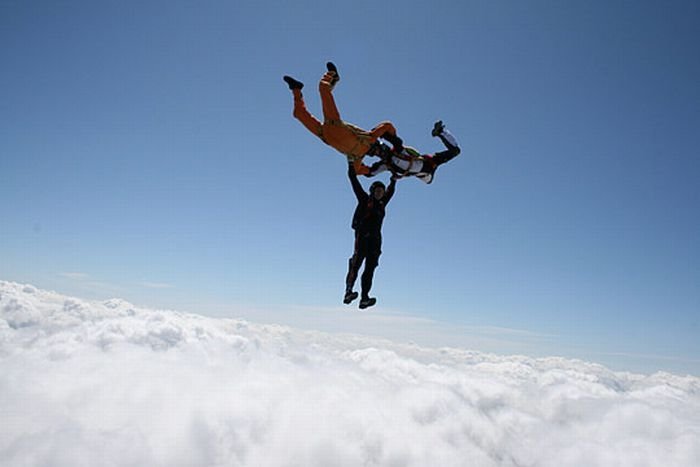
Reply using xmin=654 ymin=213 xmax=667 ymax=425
xmin=390 ymin=159 xmax=413 ymax=178
xmin=388 ymin=151 xmax=423 ymax=178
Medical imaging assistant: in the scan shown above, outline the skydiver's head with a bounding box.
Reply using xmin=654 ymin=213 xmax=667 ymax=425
xmin=370 ymin=181 xmax=386 ymax=200
xmin=367 ymin=141 xmax=389 ymax=159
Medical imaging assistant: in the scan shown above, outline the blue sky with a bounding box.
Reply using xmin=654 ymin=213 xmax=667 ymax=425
xmin=2 ymin=1 xmax=699 ymax=375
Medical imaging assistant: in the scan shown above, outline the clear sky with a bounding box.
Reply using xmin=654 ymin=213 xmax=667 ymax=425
xmin=2 ymin=0 xmax=699 ymax=375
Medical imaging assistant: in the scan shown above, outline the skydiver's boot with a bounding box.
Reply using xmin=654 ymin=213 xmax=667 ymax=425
xmin=432 ymin=121 xmax=460 ymax=155
xmin=283 ymin=75 xmax=304 ymax=90
xmin=431 ymin=120 xmax=445 ymax=137
xmin=343 ymin=290 xmax=359 ymax=305
xmin=359 ymin=297 xmax=377 ymax=309
xmin=326 ymin=62 xmax=340 ymax=87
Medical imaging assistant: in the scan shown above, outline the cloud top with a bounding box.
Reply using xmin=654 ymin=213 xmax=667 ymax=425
xmin=1 ymin=280 xmax=699 ymax=466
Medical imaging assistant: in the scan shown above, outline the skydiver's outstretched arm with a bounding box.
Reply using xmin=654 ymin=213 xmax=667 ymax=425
xmin=384 ymin=176 xmax=398 ymax=205
xmin=366 ymin=160 xmax=389 ymax=178
xmin=348 ymin=161 xmax=368 ymax=202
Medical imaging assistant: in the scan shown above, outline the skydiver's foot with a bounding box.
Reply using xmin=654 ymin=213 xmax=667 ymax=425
xmin=326 ymin=62 xmax=340 ymax=86
xmin=431 ymin=120 xmax=445 ymax=137
xmin=343 ymin=291 xmax=359 ymax=305
xmin=326 ymin=61 xmax=338 ymax=75
xmin=359 ymin=297 xmax=377 ymax=309
xmin=283 ymin=75 xmax=304 ymax=90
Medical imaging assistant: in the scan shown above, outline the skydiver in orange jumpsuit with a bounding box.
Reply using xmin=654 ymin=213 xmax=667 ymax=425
xmin=283 ymin=62 xmax=403 ymax=175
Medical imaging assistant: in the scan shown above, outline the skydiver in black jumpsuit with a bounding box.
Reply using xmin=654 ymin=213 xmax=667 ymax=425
xmin=344 ymin=161 xmax=397 ymax=309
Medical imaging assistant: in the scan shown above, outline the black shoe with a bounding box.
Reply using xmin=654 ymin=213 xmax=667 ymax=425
xmin=431 ymin=120 xmax=445 ymax=137
xmin=343 ymin=291 xmax=358 ymax=305
xmin=283 ymin=75 xmax=304 ymax=90
xmin=326 ymin=62 xmax=340 ymax=86
xmin=359 ymin=297 xmax=377 ymax=309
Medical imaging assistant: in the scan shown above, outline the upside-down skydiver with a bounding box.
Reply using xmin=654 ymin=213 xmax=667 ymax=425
xmin=365 ymin=120 xmax=461 ymax=184
xmin=283 ymin=62 xmax=405 ymax=175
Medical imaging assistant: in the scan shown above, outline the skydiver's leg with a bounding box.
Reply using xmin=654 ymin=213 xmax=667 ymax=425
xmin=360 ymin=238 xmax=381 ymax=300
xmin=367 ymin=160 xmax=390 ymax=178
xmin=360 ymin=258 xmax=377 ymax=300
xmin=369 ymin=121 xmax=397 ymax=139
xmin=319 ymin=73 xmax=341 ymax=122
xmin=290 ymin=88 xmax=323 ymax=137
xmin=432 ymin=129 xmax=461 ymax=166
xmin=345 ymin=232 xmax=366 ymax=296
xmin=346 ymin=254 xmax=362 ymax=293
xmin=438 ymin=128 xmax=460 ymax=152
xmin=369 ymin=121 xmax=403 ymax=151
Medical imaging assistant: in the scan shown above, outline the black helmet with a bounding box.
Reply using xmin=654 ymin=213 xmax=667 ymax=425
xmin=367 ymin=141 xmax=390 ymax=158
xmin=369 ymin=181 xmax=386 ymax=193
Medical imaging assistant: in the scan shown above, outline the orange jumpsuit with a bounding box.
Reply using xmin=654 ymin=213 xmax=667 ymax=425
xmin=291 ymin=71 xmax=397 ymax=175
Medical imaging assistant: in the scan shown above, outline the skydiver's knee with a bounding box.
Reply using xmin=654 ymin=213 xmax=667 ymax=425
xmin=434 ymin=147 xmax=460 ymax=165
xmin=443 ymin=144 xmax=461 ymax=158
xmin=379 ymin=121 xmax=396 ymax=133
xmin=365 ymin=255 xmax=380 ymax=269
xmin=349 ymin=255 xmax=362 ymax=269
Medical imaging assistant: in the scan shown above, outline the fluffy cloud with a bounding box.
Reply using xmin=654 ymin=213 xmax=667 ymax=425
xmin=1 ymin=280 xmax=699 ymax=466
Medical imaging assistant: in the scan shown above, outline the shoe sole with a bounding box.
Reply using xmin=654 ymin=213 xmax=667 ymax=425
xmin=359 ymin=299 xmax=376 ymax=309
xmin=326 ymin=62 xmax=339 ymax=85
xmin=283 ymin=76 xmax=303 ymax=90
xmin=343 ymin=292 xmax=358 ymax=304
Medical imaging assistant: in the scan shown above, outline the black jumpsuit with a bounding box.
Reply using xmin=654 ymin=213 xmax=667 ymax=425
xmin=345 ymin=164 xmax=396 ymax=299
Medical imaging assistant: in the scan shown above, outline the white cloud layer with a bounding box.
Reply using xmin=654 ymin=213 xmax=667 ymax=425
xmin=1 ymin=280 xmax=699 ymax=466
